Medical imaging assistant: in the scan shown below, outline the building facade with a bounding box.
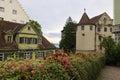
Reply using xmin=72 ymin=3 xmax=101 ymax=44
xmin=0 ymin=0 xmax=29 ymax=24
xmin=114 ymin=0 xmax=120 ymax=24
xmin=76 ymin=12 xmax=113 ymax=53
xmin=0 ymin=20 xmax=56 ymax=61
xmin=112 ymin=0 xmax=120 ymax=42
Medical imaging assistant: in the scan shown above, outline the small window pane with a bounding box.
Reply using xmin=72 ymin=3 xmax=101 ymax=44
xmin=81 ymin=26 xmax=84 ymax=30
xmin=104 ymin=27 xmax=107 ymax=32
xmin=0 ymin=7 xmax=4 ymax=12
xmin=90 ymin=26 xmax=93 ymax=30
xmin=98 ymin=28 xmax=100 ymax=32
xmin=12 ymin=10 xmax=17 ymax=14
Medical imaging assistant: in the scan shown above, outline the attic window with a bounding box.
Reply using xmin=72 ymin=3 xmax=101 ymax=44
xmin=28 ymin=26 xmax=31 ymax=30
xmin=12 ymin=10 xmax=17 ymax=14
xmin=0 ymin=7 xmax=4 ymax=12
xmin=103 ymin=17 xmax=107 ymax=25
xmin=7 ymin=36 xmax=12 ymax=42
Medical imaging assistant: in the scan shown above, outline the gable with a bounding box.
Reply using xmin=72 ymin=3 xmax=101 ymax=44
xmin=99 ymin=13 xmax=113 ymax=25
xmin=19 ymin=24 xmax=38 ymax=35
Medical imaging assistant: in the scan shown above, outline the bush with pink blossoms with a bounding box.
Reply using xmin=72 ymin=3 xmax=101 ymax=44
xmin=0 ymin=53 xmax=105 ymax=80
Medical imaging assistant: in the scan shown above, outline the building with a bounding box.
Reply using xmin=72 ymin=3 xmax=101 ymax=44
xmin=114 ymin=0 xmax=120 ymax=24
xmin=112 ymin=24 xmax=120 ymax=42
xmin=76 ymin=12 xmax=113 ymax=53
xmin=0 ymin=0 xmax=29 ymax=24
xmin=112 ymin=0 xmax=120 ymax=42
xmin=0 ymin=20 xmax=56 ymax=61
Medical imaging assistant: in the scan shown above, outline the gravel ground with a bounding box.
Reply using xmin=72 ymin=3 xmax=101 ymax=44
xmin=97 ymin=66 xmax=120 ymax=80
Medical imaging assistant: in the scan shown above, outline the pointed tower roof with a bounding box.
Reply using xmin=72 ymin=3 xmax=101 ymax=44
xmin=78 ymin=12 xmax=90 ymax=25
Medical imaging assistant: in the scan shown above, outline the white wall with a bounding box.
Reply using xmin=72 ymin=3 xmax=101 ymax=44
xmin=0 ymin=0 xmax=29 ymax=23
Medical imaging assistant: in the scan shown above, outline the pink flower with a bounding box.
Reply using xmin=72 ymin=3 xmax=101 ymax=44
xmin=31 ymin=69 xmax=36 ymax=74
xmin=26 ymin=57 xmax=30 ymax=61
xmin=44 ymin=70 xmax=48 ymax=73
xmin=23 ymin=66 xmax=28 ymax=71
xmin=62 ymin=57 xmax=70 ymax=65
xmin=38 ymin=64 xmax=43 ymax=68
xmin=29 ymin=64 xmax=33 ymax=68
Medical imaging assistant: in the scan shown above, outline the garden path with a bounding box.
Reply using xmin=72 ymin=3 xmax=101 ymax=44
xmin=97 ymin=66 xmax=120 ymax=80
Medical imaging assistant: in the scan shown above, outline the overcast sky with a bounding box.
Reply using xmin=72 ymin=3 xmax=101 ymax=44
xmin=18 ymin=0 xmax=113 ymax=44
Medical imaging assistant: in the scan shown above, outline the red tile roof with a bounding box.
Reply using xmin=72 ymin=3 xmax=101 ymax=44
xmin=78 ymin=12 xmax=106 ymax=25
xmin=79 ymin=12 xmax=90 ymax=25
xmin=38 ymin=36 xmax=56 ymax=50
xmin=0 ymin=20 xmax=25 ymax=34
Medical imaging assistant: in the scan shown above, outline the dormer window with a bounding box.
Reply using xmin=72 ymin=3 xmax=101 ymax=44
xmin=7 ymin=36 xmax=12 ymax=42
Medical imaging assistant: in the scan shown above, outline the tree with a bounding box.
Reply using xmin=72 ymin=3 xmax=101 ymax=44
xmin=59 ymin=17 xmax=77 ymax=53
xmin=29 ymin=20 xmax=42 ymax=35
xmin=101 ymin=37 xmax=117 ymax=64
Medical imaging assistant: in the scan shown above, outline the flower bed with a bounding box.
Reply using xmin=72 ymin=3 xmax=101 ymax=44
xmin=0 ymin=53 xmax=105 ymax=80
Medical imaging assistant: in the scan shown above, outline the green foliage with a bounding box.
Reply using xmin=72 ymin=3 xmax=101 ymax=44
xmin=29 ymin=20 xmax=42 ymax=35
xmin=59 ymin=17 xmax=76 ymax=53
xmin=101 ymin=37 xmax=120 ymax=65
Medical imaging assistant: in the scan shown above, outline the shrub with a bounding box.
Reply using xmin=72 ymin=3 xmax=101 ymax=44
xmin=0 ymin=53 xmax=105 ymax=80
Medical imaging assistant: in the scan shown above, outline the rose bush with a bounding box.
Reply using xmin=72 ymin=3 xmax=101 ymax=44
xmin=0 ymin=53 xmax=105 ymax=80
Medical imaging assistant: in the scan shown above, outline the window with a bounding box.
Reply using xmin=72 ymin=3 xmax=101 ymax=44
xmin=24 ymin=52 xmax=31 ymax=59
xmin=98 ymin=28 xmax=101 ymax=32
xmin=19 ymin=37 xmax=37 ymax=44
xmin=7 ymin=36 xmax=12 ymax=42
xmin=12 ymin=10 xmax=17 ymax=14
xmin=82 ymin=33 xmax=85 ymax=36
xmin=38 ymin=52 xmax=45 ymax=58
xmin=28 ymin=27 xmax=31 ymax=30
xmin=103 ymin=17 xmax=107 ymax=25
xmin=99 ymin=36 xmax=102 ymax=41
xmin=104 ymin=27 xmax=107 ymax=32
xmin=0 ymin=53 xmax=4 ymax=61
xmin=0 ymin=7 xmax=4 ymax=12
xmin=90 ymin=26 xmax=93 ymax=30
xmin=110 ymin=28 xmax=112 ymax=32
xmin=9 ymin=0 xmax=12 ymax=3
xmin=19 ymin=37 xmax=24 ymax=43
xmin=81 ymin=26 xmax=84 ymax=30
